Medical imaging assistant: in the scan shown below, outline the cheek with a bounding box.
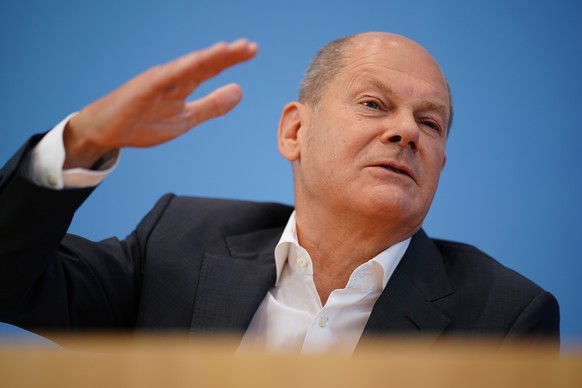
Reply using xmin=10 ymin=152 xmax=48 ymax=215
xmin=302 ymin=138 xmax=355 ymax=191
xmin=303 ymin=113 xmax=371 ymax=175
xmin=424 ymin=152 xmax=446 ymax=190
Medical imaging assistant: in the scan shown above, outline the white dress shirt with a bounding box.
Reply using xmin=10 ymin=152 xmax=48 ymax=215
xmin=239 ymin=212 xmax=410 ymax=354
xmin=29 ymin=116 xmax=412 ymax=355
xmin=29 ymin=113 xmax=117 ymax=189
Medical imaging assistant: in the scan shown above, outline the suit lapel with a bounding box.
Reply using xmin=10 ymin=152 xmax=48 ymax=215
xmin=189 ymin=225 xmax=454 ymax=347
xmin=360 ymin=229 xmax=454 ymax=346
xmin=189 ymin=227 xmax=283 ymax=334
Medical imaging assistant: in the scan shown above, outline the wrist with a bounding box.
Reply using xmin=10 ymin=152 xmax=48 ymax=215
xmin=63 ymin=114 xmax=115 ymax=170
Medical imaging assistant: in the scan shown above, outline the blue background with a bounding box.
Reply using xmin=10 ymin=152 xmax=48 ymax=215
xmin=1 ymin=0 xmax=580 ymax=348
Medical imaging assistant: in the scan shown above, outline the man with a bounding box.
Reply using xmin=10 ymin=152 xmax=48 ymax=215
xmin=0 ymin=33 xmax=559 ymax=353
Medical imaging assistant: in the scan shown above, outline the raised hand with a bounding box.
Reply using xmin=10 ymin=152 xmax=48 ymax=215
xmin=63 ymin=39 xmax=258 ymax=169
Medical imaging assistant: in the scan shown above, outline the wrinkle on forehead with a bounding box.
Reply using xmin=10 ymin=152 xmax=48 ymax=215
xmin=347 ymin=32 xmax=448 ymax=93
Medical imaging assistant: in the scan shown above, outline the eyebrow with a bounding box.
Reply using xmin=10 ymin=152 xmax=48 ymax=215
xmin=420 ymin=101 xmax=449 ymax=118
xmin=357 ymin=76 xmax=449 ymax=119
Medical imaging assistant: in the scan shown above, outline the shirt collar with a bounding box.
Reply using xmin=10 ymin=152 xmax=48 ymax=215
xmin=274 ymin=211 xmax=411 ymax=288
xmin=274 ymin=211 xmax=299 ymax=285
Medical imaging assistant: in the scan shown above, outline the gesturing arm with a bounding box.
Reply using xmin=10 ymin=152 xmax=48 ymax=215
xmin=0 ymin=39 xmax=258 ymax=333
xmin=64 ymin=39 xmax=258 ymax=169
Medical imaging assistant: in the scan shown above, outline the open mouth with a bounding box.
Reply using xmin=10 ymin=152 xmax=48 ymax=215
xmin=380 ymin=164 xmax=408 ymax=175
xmin=371 ymin=162 xmax=415 ymax=182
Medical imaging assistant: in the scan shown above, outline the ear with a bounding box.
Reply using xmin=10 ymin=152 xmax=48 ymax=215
xmin=278 ymin=102 xmax=306 ymax=162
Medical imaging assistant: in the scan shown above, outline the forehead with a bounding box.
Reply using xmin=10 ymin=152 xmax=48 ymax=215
xmin=336 ymin=34 xmax=450 ymax=103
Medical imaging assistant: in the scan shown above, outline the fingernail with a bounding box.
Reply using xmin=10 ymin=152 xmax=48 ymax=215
xmin=232 ymin=38 xmax=248 ymax=46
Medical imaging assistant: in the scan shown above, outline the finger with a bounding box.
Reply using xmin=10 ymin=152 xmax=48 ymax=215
xmin=153 ymin=39 xmax=258 ymax=96
xmin=182 ymin=83 xmax=243 ymax=128
xmin=180 ymin=39 xmax=259 ymax=81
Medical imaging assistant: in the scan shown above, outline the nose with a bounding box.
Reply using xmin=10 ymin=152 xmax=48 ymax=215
xmin=380 ymin=111 xmax=419 ymax=151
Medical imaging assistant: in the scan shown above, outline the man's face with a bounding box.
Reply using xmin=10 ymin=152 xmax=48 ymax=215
xmin=288 ymin=33 xmax=450 ymax=235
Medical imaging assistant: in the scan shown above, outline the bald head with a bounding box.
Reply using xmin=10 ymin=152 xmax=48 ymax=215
xmin=298 ymin=32 xmax=453 ymax=133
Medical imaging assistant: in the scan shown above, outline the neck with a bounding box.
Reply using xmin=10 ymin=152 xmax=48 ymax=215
xmin=294 ymin=204 xmax=417 ymax=304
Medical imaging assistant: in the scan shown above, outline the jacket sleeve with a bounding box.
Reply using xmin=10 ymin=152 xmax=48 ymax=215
xmin=0 ymin=135 xmax=142 ymax=333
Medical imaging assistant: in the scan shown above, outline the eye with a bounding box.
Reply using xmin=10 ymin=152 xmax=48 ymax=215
xmin=420 ymin=119 xmax=442 ymax=133
xmin=361 ymin=101 xmax=381 ymax=110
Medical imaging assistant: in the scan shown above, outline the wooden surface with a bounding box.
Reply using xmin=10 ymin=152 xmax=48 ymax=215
xmin=1 ymin=335 xmax=580 ymax=388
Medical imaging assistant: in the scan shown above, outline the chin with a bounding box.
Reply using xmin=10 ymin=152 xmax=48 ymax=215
xmin=364 ymin=195 xmax=426 ymax=223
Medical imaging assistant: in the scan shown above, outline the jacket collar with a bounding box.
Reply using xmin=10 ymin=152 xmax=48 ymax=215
xmin=189 ymin=226 xmax=283 ymax=335
xmin=190 ymin=226 xmax=454 ymax=347
xmin=360 ymin=229 xmax=453 ymax=347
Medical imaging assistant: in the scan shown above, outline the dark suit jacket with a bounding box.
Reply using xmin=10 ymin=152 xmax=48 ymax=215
xmin=0 ymin=136 xmax=560 ymax=348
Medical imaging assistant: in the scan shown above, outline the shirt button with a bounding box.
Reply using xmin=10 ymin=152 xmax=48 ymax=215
xmin=47 ymin=173 xmax=59 ymax=188
xmin=318 ymin=316 xmax=329 ymax=328
xmin=297 ymin=256 xmax=307 ymax=268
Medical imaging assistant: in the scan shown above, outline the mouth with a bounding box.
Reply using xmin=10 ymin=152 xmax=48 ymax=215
xmin=370 ymin=161 xmax=415 ymax=182
xmin=381 ymin=164 xmax=407 ymax=175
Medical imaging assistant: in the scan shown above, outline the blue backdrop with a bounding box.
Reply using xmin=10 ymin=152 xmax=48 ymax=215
xmin=1 ymin=0 xmax=580 ymax=348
